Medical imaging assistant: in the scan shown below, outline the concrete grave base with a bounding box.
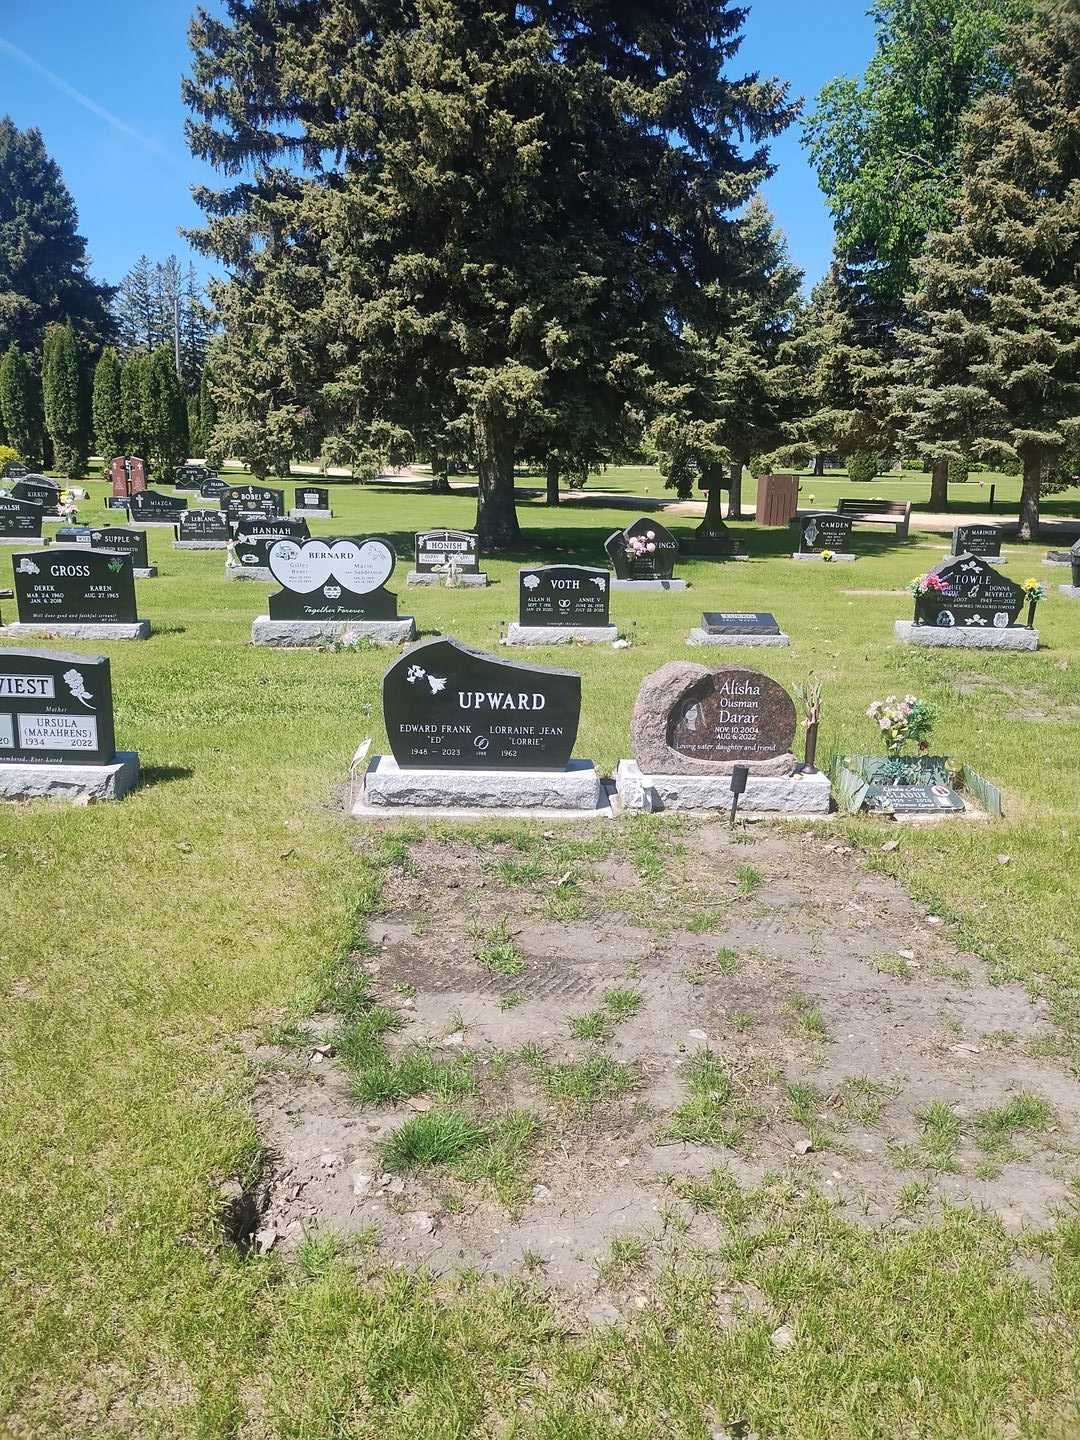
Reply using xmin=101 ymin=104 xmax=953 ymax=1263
xmin=1058 ymin=585 xmax=1080 ymax=599
xmin=941 ymin=553 xmax=1011 ymax=564
xmin=289 ymin=508 xmax=333 ymax=520
xmin=791 ymin=552 xmax=857 ymax=563
xmin=615 ymin=759 xmax=831 ymax=815
xmin=225 ymin=563 xmax=274 ymax=582
xmin=352 ymin=754 xmax=611 ymax=819
xmin=0 ymin=536 xmax=48 ymax=546
xmin=173 ymin=539 xmax=228 ymax=550
xmin=406 ymin=571 xmax=489 ymax=588
xmin=610 ymin=578 xmax=688 ymax=591
xmin=251 ymin=616 xmax=417 ymax=648
xmin=687 ymin=627 xmax=790 ymax=647
xmin=503 ymin=623 xmax=619 ymax=646
xmin=133 ymin=567 xmax=157 ymax=579
xmin=129 ymin=521 xmax=181 ymax=529
xmin=0 ymin=620 xmax=151 ymax=641
xmin=0 ymin=751 xmax=140 ymax=803
xmin=1043 ymin=553 xmax=1073 ymax=566
xmin=894 ymin=620 xmax=1038 ymax=651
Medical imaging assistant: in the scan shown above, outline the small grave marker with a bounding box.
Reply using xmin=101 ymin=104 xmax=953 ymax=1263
xmin=688 ymin=611 xmax=789 ymax=647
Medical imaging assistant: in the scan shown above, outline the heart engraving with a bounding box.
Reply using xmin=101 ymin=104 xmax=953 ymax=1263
xmin=269 ymin=538 xmax=395 ymax=594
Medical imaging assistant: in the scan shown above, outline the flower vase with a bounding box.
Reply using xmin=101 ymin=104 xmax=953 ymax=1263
xmin=1027 ymin=597 xmax=1038 ymax=629
xmin=801 ymin=720 xmax=819 ymax=775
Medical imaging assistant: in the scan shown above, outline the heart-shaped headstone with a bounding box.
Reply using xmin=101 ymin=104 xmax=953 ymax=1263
xmin=269 ymin=538 xmax=395 ymax=595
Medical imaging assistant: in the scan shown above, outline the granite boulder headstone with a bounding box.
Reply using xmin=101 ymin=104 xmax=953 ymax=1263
xmin=631 ymin=663 xmax=797 ymax=777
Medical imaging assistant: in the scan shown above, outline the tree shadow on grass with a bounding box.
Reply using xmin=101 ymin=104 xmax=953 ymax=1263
xmin=137 ymin=764 xmax=195 ymax=790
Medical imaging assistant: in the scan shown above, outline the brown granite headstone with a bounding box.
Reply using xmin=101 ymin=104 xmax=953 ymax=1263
xmin=631 ymin=662 xmax=797 ymax=777
xmin=110 ymin=456 xmax=129 ymax=498
xmin=129 ymin=457 xmax=146 ymax=494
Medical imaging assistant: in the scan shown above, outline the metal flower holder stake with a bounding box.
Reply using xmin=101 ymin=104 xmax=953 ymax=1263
xmin=796 ymin=676 xmax=823 ymax=774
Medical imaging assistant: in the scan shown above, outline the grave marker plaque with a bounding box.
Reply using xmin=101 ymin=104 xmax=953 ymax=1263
xmin=797 ymin=512 xmax=853 ymax=554
xmin=914 ymin=554 xmax=1025 ymax=629
xmin=952 ymin=524 xmax=1002 ymax=558
xmin=221 ymin=484 xmax=285 ymax=521
xmin=11 ymin=547 xmax=138 ymax=625
xmin=0 ymin=495 xmax=44 ymax=540
xmin=518 ymin=565 xmax=610 ymax=626
xmin=415 ymin=529 xmax=481 ymax=575
xmin=293 ymin=485 xmax=331 ymax=513
xmin=177 ymin=510 xmax=230 ymax=543
xmin=88 ymin=527 xmax=149 ymax=569
xmin=605 ymin=517 xmax=680 ymax=581
xmin=383 ymin=637 xmax=580 ymax=771
xmin=865 ymin=782 xmax=966 ymax=814
xmin=267 ymin=537 xmax=398 ymax=620
xmin=0 ymin=649 xmax=116 ymax=765
xmin=129 ymin=489 xmax=187 ymax=521
xmin=701 ymin=612 xmax=781 ymax=636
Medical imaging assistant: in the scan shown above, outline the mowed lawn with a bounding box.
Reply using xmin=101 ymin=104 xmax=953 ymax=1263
xmin=1 ymin=469 xmax=1079 ymax=1438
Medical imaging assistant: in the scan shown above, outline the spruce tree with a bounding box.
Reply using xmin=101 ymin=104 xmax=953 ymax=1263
xmin=185 ymin=1 xmax=795 ymax=547
xmin=0 ymin=119 xmax=114 ymax=353
xmin=0 ymin=343 xmax=44 ymax=465
xmin=898 ymin=0 xmax=1080 ymax=539
xmin=92 ymin=347 xmax=123 ymax=465
xmin=42 ymin=322 xmax=86 ymax=477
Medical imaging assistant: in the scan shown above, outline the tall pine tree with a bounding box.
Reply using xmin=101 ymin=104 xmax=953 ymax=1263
xmin=120 ymin=352 xmax=150 ymax=459
xmin=184 ymin=1 xmax=795 ymax=546
xmin=92 ymin=347 xmax=123 ymax=464
xmin=898 ymin=0 xmax=1080 ymax=539
xmin=42 ymin=322 xmax=86 ymax=477
xmin=144 ymin=346 xmax=189 ymax=472
xmin=0 ymin=343 xmax=45 ymax=465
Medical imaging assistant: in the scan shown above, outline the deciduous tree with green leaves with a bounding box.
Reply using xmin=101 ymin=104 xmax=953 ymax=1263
xmin=896 ymin=0 xmax=1080 ymax=540
xmin=184 ymin=0 xmax=794 ymax=547
xmin=92 ymin=347 xmax=123 ymax=466
xmin=0 ymin=343 xmax=44 ymax=465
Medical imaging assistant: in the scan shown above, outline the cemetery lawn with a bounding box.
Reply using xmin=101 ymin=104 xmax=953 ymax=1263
xmin=2 ymin=473 xmax=1079 ymax=1438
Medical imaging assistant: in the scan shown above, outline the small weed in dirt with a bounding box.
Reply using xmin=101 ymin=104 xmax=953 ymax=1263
xmin=264 ymin=1019 xmax=315 ymax=1050
xmin=688 ymin=909 xmax=726 ymax=935
xmin=393 ymin=982 xmax=417 ymax=999
xmin=521 ymin=1250 xmax=547 ymax=1273
xmin=676 ymin=1166 xmax=754 ymax=1227
xmin=497 ymin=857 xmax=545 ymax=887
xmin=928 ymin=960 xmax=972 ymax=985
xmin=874 ymin=954 xmax=916 ymax=981
xmin=890 ymin=1101 xmax=961 ymax=1174
xmin=337 ymin=1006 xmax=404 ymax=1069
xmin=474 ymin=919 xmax=526 ymax=978
xmin=546 ymin=874 xmax=586 ymax=922
xmin=786 ymin=1081 xmax=833 ymax=1148
xmin=454 ymin=1109 xmax=539 ymax=1206
xmin=603 ymin=988 xmax=643 ymax=1020
xmin=729 ymin=1011 xmax=755 ymax=1032
xmin=597 ymin=1233 xmax=650 ymax=1284
xmin=569 ymin=1010 xmax=613 ymax=1043
xmin=353 ymin=1048 xmax=475 ymax=1106
xmin=500 ymin=991 xmax=524 ymax=1011
xmin=974 ymin=1093 xmax=1054 ymax=1161
xmin=376 ymin=831 xmax=419 ymax=872
xmin=296 ymin=1231 xmax=341 ymax=1279
xmin=542 ymin=1055 xmax=634 ymax=1105
xmin=897 ymin=1180 xmax=932 ymax=1217
xmin=320 ymin=966 xmax=376 ymax=1023
xmin=378 ymin=1110 xmax=485 ymax=1171
xmin=714 ymin=947 xmax=740 ymax=976
xmin=836 ymin=1076 xmax=895 ymax=1127
xmin=786 ymin=994 xmax=831 ymax=1044
xmin=736 ymin=865 xmax=763 ymax=896
xmin=666 ymin=1050 xmax=750 ymax=1149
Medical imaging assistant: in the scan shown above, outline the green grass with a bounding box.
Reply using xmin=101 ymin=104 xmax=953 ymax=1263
xmin=541 ymin=1055 xmax=635 ymax=1105
xmin=378 ymin=1110 xmax=486 ymax=1170
xmin=3 ymin=466 xmax=1080 ymax=1436
xmin=472 ymin=918 xmax=526 ymax=978
xmin=666 ymin=1050 xmax=752 ymax=1149
xmin=568 ymin=1009 xmax=613 ymax=1042
xmin=603 ymin=987 xmax=644 ymax=1019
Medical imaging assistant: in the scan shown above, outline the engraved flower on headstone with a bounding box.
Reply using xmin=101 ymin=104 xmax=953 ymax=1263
xmin=62 ymin=668 xmax=94 ymax=708
xmin=523 ymin=574 xmax=541 ymax=590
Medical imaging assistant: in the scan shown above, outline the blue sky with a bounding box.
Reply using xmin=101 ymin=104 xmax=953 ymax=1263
xmin=0 ymin=1 xmax=875 ymax=293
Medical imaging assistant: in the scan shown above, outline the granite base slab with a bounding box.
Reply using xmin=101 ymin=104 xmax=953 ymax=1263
xmin=0 ymin=536 xmax=48 ymax=546
xmin=353 ymin=754 xmax=611 ymax=819
xmin=134 ymin=567 xmax=157 ymax=579
xmin=895 ymin=620 xmax=1038 ymax=651
xmin=1059 ymin=585 xmax=1080 ymax=599
xmin=615 ymin=760 xmax=831 ymax=815
xmin=0 ymin=751 xmax=140 ymax=803
xmin=289 ymin=508 xmax=333 ymax=520
xmin=174 ymin=539 xmax=228 ymax=550
xmin=251 ymin=616 xmax=416 ymax=647
xmin=1043 ymin=553 xmax=1073 ymax=565
xmin=225 ymin=563 xmax=274 ymax=581
xmin=0 ymin=620 xmax=150 ymax=640
xmin=406 ymin=571 xmax=489 ymax=587
xmin=687 ymin=628 xmax=790 ymax=647
xmin=942 ymin=554 xmax=1011 ymax=564
xmin=791 ymin=552 xmax=857 ymax=563
xmin=610 ymin=578 xmax=688 ymax=591
xmin=504 ymin=623 xmax=618 ymax=646
xmin=129 ymin=520 xmax=180 ymax=529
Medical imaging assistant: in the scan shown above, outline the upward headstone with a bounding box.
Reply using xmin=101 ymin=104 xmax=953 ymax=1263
xmin=913 ymin=554 xmax=1025 ymax=629
xmin=3 ymin=547 xmax=148 ymax=638
xmin=88 ymin=526 xmax=152 ymax=574
xmin=128 ymin=489 xmax=187 ymax=523
xmin=604 ymin=517 xmax=684 ymax=587
xmin=0 ymin=495 xmax=44 ymax=544
xmin=12 ymin=476 xmax=60 ymax=515
xmin=951 ymin=523 xmax=1002 ymax=559
xmin=221 ymin=484 xmax=285 ymax=521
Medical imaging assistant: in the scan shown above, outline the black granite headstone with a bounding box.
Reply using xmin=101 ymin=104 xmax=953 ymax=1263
xmin=914 ymin=554 xmax=1025 ymax=628
xmin=11 ymin=476 xmax=60 ymax=514
xmin=221 ymin=484 xmax=285 ymax=520
xmin=384 ymin=637 xmax=581 ymax=771
xmin=88 ymin=526 xmax=149 ymax=569
xmin=2 ymin=462 xmax=29 ymax=480
xmin=174 ymin=463 xmax=216 ymax=491
xmin=12 ymin=547 xmax=138 ymax=624
xmin=294 ymin=485 xmax=331 ymax=513
xmin=105 ymin=496 xmax=131 ymax=511
xmin=415 ymin=529 xmax=481 ymax=575
xmin=0 ymin=495 xmax=44 ymax=540
xmin=797 ymin=512 xmax=853 ymax=554
xmin=604 ymin=518 xmax=680 ymax=581
xmin=0 ymin=648 xmax=116 ymax=765
xmin=267 ymin=537 xmax=399 ymax=620
xmin=952 ymin=524 xmax=1002 ymax=558
xmin=518 ymin=565 xmax=611 ymax=626
xmin=129 ymin=489 xmax=187 ymax=520
xmin=232 ymin=517 xmax=310 ymax=570
xmin=701 ymin=612 xmax=781 ymax=636
xmin=200 ymin=476 xmax=230 ymax=499
xmin=177 ymin=510 xmax=230 ymax=542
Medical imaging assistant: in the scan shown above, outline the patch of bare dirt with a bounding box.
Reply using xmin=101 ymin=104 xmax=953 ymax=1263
xmin=248 ymin=823 xmax=1080 ymax=1314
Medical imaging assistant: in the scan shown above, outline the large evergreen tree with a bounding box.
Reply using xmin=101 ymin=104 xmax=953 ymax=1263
xmin=897 ymin=0 xmax=1080 ymax=539
xmin=0 ymin=119 xmax=114 ymax=354
xmin=184 ymin=1 xmax=795 ymax=547
xmin=92 ymin=347 xmax=124 ymax=463
xmin=144 ymin=346 xmax=189 ymax=472
xmin=120 ymin=351 xmax=151 ymax=459
xmin=197 ymin=358 xmax=219 ymax=461
xmin=42 ymin=322 xmax=86 ymax=476
xmin=0 ymin=343 xmax=44 ymax=465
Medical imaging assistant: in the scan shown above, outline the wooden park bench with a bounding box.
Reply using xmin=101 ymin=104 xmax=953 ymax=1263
xmin=837 ymin=497 xmax=912 ymax=538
